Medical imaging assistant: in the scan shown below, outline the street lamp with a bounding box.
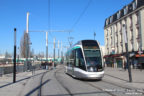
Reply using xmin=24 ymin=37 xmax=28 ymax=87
xmin=25 ymin=12 xmax=29 ymax=71
xmin=13 ymin=28 xmax=17 ymax=83
xmin=122 ymin=24 xmax=132 ymax=82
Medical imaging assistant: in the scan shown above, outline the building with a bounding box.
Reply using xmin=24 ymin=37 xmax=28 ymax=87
xmin=100 ymin=46 xmax=105 ymax=56
xmin=104 ymin=0 xmax=144 ymax=69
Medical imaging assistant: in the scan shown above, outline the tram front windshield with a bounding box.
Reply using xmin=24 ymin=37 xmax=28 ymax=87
xmin=84 ymin=49 xmax=103 ymax=72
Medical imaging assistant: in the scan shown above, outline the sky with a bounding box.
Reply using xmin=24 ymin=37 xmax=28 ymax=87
xmin=0 ymin=0 xmax=133 ymax=56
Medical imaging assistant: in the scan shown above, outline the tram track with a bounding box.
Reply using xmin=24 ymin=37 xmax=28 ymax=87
xmin=37 ymin=65 xmax=143 ymax=96
xmin=57 ymin=66 xmax=117 ymax=96
xmin=82 ymin=79 xmax=144 ymax=96
xmin=82 ymin=81 xmax=117 ymax=96
xmin=54 ymin=68 xmax=73 ymax=96
xmin=102 ymin=80 xmax=144 ymax=95
xmin=57 ymin=66 xmax=119 ymax=96
xmin=38 ymin=70 xmax=49 ymax=96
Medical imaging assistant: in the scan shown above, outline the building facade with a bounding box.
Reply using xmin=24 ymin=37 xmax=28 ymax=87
xmin=104 ymin=0 xmax=144 ymax=69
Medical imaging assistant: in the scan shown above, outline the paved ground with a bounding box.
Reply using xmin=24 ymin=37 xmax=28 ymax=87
xmin=0 ymin=66 xmax=144 ymax=96
xmin=22 ymin=65 xmax=144 ymax=96
xmin=0 ymin=69 xmax=46 ymax=96
xmin=104 ymin=67 xmax=144 ymax=89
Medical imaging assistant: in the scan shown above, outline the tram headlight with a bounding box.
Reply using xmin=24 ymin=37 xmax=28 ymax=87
xmin=90 ymin=67 xmax=93 ymax=72
xmin=87 ymin=67 xmax=95 ymax=72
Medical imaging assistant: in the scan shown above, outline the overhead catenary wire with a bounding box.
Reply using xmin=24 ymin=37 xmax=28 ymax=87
xmin=71 ymin=0 xmax=92 ymax=30
xmin=48 ymin=0 xmax=51 ymax=31
xmin=68 ymin=0 xmax=92 ymax=46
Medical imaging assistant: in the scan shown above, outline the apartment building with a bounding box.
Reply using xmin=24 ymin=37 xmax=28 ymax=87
xmin=104 ymin=0 xmax=144 ymax=68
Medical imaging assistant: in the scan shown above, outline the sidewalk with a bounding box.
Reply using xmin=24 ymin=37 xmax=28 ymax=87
xmin=0 ymin=69 xmax=46 ymax=96
xmin=104 ymin=67 xmax=144 ymax=89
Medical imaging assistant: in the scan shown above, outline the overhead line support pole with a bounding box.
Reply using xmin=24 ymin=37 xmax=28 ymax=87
xmin=46 ymin=32 xmax=48 ymax=62
xmin=123 ymin=24 xmax=132 ymax=82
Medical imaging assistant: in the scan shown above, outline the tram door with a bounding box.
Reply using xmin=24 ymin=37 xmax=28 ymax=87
xmin=75 ymin=48 xmax=86 ymax=71
xmin=74 ymin=48 xmax=83 ymax=76
xmin=69 ymin=50 xmax=75 ymax=76
xmin=72 ymin=50 xmax=76 ymax=76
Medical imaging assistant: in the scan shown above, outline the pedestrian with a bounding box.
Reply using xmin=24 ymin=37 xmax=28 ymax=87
xmin=49 ymin=59 xmax=52 ymax=70
xmin=52 ymin=61 xmax=54 ymax=69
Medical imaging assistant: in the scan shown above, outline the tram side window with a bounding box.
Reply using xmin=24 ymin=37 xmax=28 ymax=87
xmin=66 ymin=53 xmax=69 ymax=66
xmin=70 ymin=50 xmax=74 ymax=67
xmin=66 ymin=54 xmax=69 ymax=66
xmin=75 ymin=48 xmax=86 ymax=71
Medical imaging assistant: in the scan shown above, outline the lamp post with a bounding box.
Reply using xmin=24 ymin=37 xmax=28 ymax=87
xmin=26 ymin=12 xmax=29 ymax=71
xmin=122 ymin=24 xmax=132 ymax=82
xmin=13 ymin=28 xmax=17 ymax=83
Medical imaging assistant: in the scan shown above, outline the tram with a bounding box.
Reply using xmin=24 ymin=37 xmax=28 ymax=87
xmin=65 ymin=40 xmax=104 ymax=80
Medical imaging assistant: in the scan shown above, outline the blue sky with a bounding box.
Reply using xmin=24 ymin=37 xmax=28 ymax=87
xmin=0 ymin=0 xmax=133 ymax=55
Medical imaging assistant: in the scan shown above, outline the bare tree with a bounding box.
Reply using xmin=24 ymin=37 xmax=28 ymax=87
xmin=20 ymin=31 xmax=30 ymax=58
xmin=30 ymin=48 xmax=34 ymax=58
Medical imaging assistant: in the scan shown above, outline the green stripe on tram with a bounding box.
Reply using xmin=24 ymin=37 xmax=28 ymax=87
xmin=72 ymin=46 xmax=81 ymax=50
xmin=66 ymin=46 xmax=81 ymax=54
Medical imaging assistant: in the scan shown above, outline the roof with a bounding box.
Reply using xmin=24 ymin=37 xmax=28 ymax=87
xmin=104 ymin=0 xmax=144 ymax=28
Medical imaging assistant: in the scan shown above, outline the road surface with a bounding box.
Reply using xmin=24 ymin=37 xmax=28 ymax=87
xmin=21 ymin=65 xmax=144 ymax=96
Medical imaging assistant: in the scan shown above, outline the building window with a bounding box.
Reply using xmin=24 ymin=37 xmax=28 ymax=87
xmin=114 ymin=25 xmax=117 ymax=33
xmin=119 ymin=33 xmax=122 ymax=43
xmin=107 ymin=38 xmax=108 ymax=46
xmin=109 ymin=37 xmax=111 ymax=46
xmin=118 ymin=22 xmax=122 ymax=32
xmin=131 ymin=38 xmax=134 ymax=51
xmin=105 ymin=29 xmax=108 ymax=37
xmin=135 ymin=13 xmax=139 ymax=40
xmin=107 ymin=48 xmax=109 ymax=54
xmin=136 ymin=13 xmax=139 ymax=29
xmin=132 ymin=2 xmax=136 ymax=10
xmin=117 ymin=11 xmax=121 ymax=19
xmin=115 ymin=35 xmax=117 ymax=43
xmin=130 ymin=17 xmax=133 ymax=31
xmin=129 ymin=30 xmax=132 ymax=40
xmin=111 ymin=27 xmax=112 ymax=35
xmin=129 ymin=16 xmax=133 ymax=40
xmin=136 ymin=28 xmax=139 ymax=39
xmin=111 ymin=37 xmax=113 ymax=46
xmin=105 ymin=40 xmax=107 ymax=46
xmin=106 ymin=18 xmax=109 ymax=25
xmin=130 ymin=39 xmax=133 ymax=51
xmin=133 ymin=0 xmax=137 ymax=10
xmin=120 ymin=42 xmax=123 ymax=46
xmin=110 ymin=16 xmax=113 ymax=23
xmin=129 ymin=43 xmax=133 ymax=51
xmin=124 ymin=6 xmax=128 ymax=15
xmin=136 ymin=41 xmax=139 ymax=51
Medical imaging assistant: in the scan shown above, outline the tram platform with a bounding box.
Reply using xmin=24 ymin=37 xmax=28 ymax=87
xmin=104 ymin=67 xmax=144 ymax=89
xmin=0 ymin=69 xmax=46 ymax=96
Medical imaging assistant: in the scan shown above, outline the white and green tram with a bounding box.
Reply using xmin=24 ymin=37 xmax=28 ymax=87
xmin=65 ymin=40 xmax=104 ymax=80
